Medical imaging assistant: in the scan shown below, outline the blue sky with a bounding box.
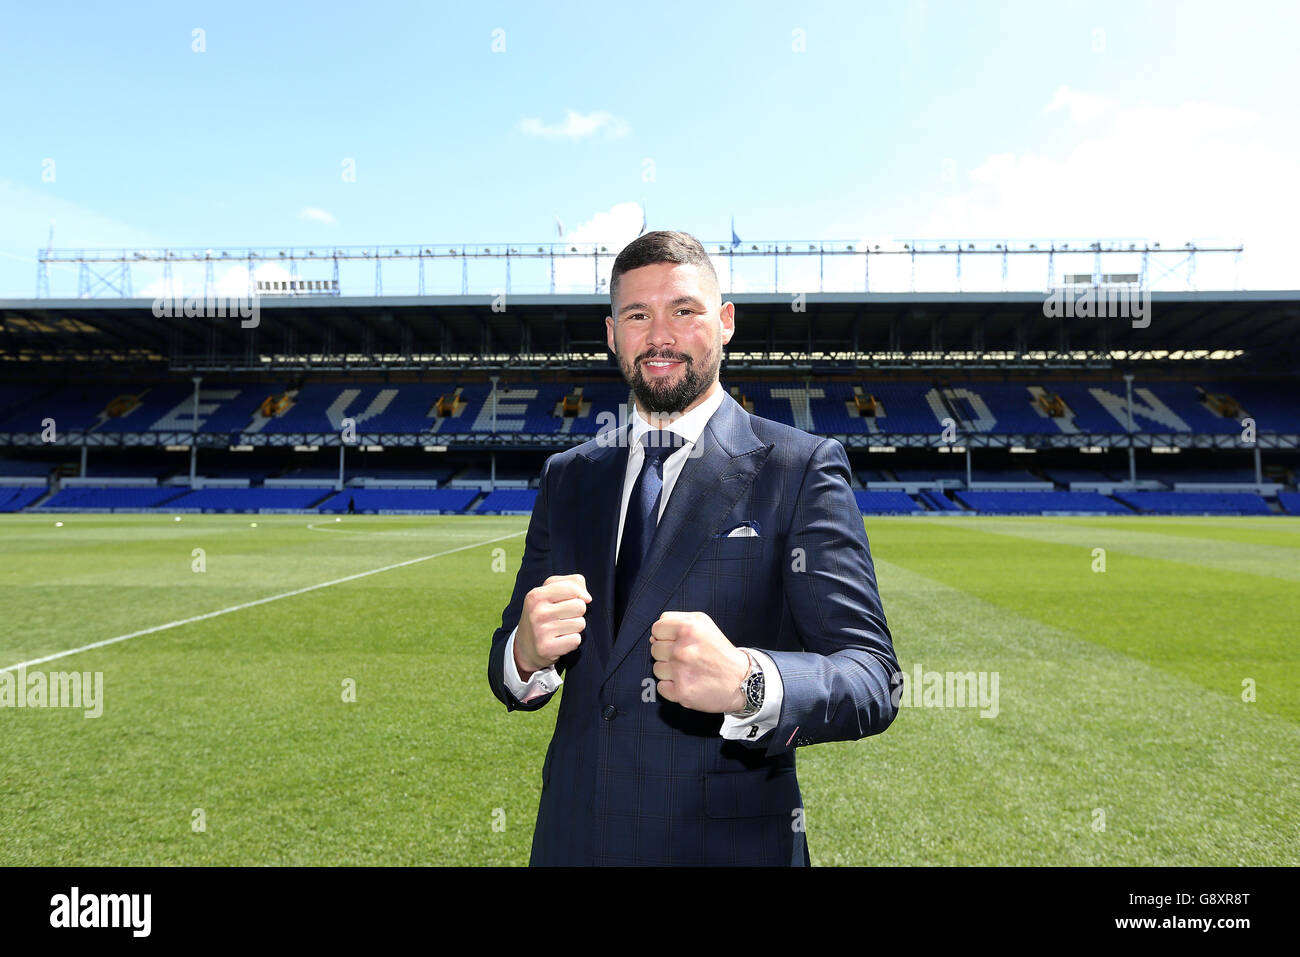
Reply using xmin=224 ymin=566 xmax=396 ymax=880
xmin=2 ymin=0 xmax=1297 ymax=296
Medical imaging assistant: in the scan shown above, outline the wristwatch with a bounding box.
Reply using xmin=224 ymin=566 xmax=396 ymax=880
xmin=735 ymin=649 xmax=765 ymax=717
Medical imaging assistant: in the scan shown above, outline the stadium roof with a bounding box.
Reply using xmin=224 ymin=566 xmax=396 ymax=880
xmin=2 ymin=290 xmax=1298 ymax=373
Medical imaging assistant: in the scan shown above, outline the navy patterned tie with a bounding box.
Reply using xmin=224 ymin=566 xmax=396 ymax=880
xmin=614 ymin=429 xmax=685 ymax=632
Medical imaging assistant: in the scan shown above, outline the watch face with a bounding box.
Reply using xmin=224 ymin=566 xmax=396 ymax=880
xmin=745 ymin=673 xmax=764 ymax=711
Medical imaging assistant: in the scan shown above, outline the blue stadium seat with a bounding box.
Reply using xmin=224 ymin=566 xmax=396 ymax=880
xmin=167 ymin=487 xmax=334 ymax=510
xmin=39 ymin=486 xmax=190 ymax=509
xmin=3 ymin=378 xmax=1296 ymax=439
xmin=317 ymin=488 xmax=478 ymax=513
xmin=853 ymin=490 xmax=924 ymax=514
xmin=919 ymin=489 xmax=961 ymax=511
xmin=955 ymin=491 xmax=1132 ymax=514
xmin=475 ymin=489 xmax=541 ymax=514
xmin=0 ymin=485 xmax=46 ymax=512
xmin=1113 ymin=491 xmax=1272 ymax=515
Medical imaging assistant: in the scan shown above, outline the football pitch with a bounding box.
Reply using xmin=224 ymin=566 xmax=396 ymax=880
xmin=1 ymin=512 xmax=1296 ymax=866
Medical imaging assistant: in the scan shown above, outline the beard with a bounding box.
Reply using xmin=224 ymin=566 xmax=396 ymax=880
xmin=618 ymin=335 xmax=722 ymax=416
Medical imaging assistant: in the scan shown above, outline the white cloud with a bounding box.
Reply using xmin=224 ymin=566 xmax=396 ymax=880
xmin=551 ymin=201 xmax=644 ymax=294
xmin=565 ymin=201 xmax=644 ymax=246
xmin=519 ymin=110 xmax=630 ymax=140
xmin=299 ymin=206 xmax=337 ymax=225
xmin=1044 ymin=86 xmax=1111 ymax=125
xmin=922 ymin=88 xmax=1300 ymax=289
xmin=135 ymin=262 xmax=293 ymax=301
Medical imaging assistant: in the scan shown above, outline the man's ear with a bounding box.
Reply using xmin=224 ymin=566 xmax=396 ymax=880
xmin=606 ymin=315 xmax=617 ymax=354
xmin=720 ymin=301 xmax=736 ymax=346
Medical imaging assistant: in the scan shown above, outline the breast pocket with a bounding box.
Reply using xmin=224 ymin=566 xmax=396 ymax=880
xmin=687 ymin=536 xmax=767 ymax=633
xmin=697 ymin=536 xmax=764 ymax=563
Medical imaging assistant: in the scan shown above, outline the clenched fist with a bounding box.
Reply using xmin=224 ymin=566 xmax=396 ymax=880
xmin=514 ymin=574 xmax=592 ymax=679
xmin=649 ymin=611 xmax=750 ymax=713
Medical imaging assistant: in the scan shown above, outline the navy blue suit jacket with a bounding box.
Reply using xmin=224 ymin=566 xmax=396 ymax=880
xmin=488 ymin=391 xmax=899 ymax=865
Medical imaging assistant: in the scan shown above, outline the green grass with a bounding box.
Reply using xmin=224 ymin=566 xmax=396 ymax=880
xmin=1 ymin=512 xmax=1296 ymax=865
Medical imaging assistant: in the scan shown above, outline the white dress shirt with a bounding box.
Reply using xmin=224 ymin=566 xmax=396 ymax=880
xmin=503 ymin=384 xmax=784 ymax=741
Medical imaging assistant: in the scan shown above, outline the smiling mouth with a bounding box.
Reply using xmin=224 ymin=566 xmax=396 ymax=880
xmin=642 ymin=356 xmax=691 ymax=374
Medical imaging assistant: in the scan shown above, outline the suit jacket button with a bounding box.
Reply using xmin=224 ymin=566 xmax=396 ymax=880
xmin=601 ymin=705 xmax=617 ymax=720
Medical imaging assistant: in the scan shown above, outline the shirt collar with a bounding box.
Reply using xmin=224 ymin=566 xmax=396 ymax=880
xmin=629 ymin=382 xmax=726 ymax=451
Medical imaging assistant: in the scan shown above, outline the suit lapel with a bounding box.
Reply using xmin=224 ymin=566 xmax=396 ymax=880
xmin=601 ymin=393 xmax=771 ymax=686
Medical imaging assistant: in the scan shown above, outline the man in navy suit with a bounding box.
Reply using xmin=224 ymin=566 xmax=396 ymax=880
xmin=488 ymin=230 xmax=900 ymax=866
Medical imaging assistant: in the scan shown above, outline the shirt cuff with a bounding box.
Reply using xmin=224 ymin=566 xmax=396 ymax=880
xmin=719 ymin=648 xmax=783 ymax=742
xmin=504 ymin=626 xmax=563 ymax=703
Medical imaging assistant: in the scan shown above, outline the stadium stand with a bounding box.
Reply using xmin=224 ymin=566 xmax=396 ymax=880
xmin=892 ymin=467 xmax=968 ymax=484
xmin=955 ymin=490 xmax=1133 ymax=514
xmin=0 ymin=486 xmax=45 ymax=511
xmin=0 ymin=457 xmax=52 ymax=477
xmin=343 ymin=465 xmax=457 ymax=484
xmin=967 ymin=467 xmax=1043 ymax=483
xmin=39 ymin=486 xmax=189 ymax=510
xmin=475 ymin=489 xmax=541 ymax=514
xmin=919 ymin=489 xmax=963 ymax=511
xmin=1113 ymin=491 xmax=1273 ymax=515
xmin=855 ymin=469 xmax=892 ymax=485
xmin=1134 ymin=467 xmax=1260 ymax=487
xmin=2 ymin=378 xmax=1297 ymax=439
xmin=853 ymin=490 xmax=925 ymax=514
xmin=1042 ymin=467 xmax=1124 ymax=485
xmin=167 ymin=487 xmax=334 ymax=511
xmin=447 ymin=466 xmax=534 ymax=487
xmin=83 ymin=463 xmax=174 ymax=478
xmin=280 ymin=467 xmax=344 ymax=480
xmin=1 ymin=285 xmax=1296 ymax=518
xmin=317 ymin=488 xmax=478 ymax=513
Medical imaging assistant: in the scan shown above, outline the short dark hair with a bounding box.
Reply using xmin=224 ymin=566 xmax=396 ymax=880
xmin=610 ymin=230 xmax=720 ymax=305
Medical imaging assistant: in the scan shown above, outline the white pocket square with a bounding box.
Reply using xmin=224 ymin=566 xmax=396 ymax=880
xmin=725 ymin=525 xmax=759 ymax=538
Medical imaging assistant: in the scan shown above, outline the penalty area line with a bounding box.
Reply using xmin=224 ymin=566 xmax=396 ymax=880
xmin=1 ymin=529 xmax=525 ymax=675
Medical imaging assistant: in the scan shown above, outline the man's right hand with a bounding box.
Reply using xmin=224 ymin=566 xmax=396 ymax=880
xmin=514 ymin=574 xmax=592 ymax=680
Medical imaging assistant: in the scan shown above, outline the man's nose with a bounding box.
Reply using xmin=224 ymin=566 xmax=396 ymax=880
xmin=645 ymin=312 xmax=676 ymax=349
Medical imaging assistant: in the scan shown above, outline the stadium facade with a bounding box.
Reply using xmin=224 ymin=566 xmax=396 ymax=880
xmin=3 ymin=251 xmax=1298 ymax=518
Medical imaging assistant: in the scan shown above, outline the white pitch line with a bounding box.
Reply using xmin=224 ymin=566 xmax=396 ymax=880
xmin=1 ymin=529 xmax=524 ymax=674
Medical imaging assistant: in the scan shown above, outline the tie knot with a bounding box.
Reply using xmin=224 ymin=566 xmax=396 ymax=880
xmin=640 ymin=429 xmax=684 ymax=461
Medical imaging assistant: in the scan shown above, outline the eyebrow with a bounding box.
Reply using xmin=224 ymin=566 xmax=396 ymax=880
xmin=617 ymin=296 xmax=707 ymax=317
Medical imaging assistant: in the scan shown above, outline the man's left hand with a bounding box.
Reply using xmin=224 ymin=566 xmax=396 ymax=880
xmin=649 ymin=611 xmax=749 ymax=713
